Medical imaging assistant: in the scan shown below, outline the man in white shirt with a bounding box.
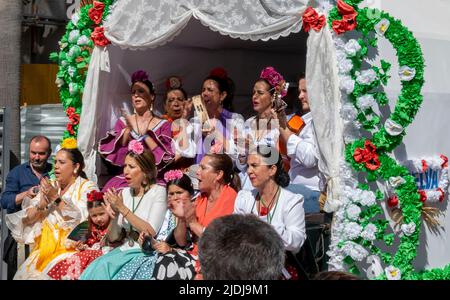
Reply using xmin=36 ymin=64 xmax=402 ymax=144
xmin=280 ymin=75 xmax=322 ymax=213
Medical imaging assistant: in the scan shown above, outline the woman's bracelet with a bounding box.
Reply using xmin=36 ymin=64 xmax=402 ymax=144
xmin=123 ymin=208 xmax=131 ymax=218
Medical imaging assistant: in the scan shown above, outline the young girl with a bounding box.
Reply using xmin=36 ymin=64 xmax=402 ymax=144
xmin=47 ymin=190 xmax=114 ymax=280
xmin=138 ymin=170 xmax=199 ymax=280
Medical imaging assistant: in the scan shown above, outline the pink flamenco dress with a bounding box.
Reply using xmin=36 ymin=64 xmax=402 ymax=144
xmin=98 ymin=117 xmax=175 ymax=191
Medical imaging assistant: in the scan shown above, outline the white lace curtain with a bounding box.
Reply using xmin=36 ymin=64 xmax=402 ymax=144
xmin=104 ymin=0 xmax=309 ymax=49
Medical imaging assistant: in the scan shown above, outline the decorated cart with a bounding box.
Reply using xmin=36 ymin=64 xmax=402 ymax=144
xmin=50 ymin=0 xmax=450 ymax=279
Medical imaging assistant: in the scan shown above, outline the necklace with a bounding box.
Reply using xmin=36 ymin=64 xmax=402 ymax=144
xmin=135 ymin=112 xmax=154 ymax=136
xmin=254 ymin=186 xmax=280 ymax=224
xmin=128 ymin=188 xmax=147 ymax=246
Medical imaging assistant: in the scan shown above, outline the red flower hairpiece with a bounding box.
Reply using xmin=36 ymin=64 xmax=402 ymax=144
xmin=260 ymin=66 xmax=288 ymax=98
xmin=87 ymin=190 xmax=104 ymax=202
xmin=131 ymin=70 xmax=150 ymax=84
xmin=209 ymin=67 xmax=228 ymax=79
xmin=165 ymin=76 xmax=182 ymax=90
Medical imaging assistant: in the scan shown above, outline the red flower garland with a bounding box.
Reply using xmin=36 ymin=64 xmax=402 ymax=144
xmin=87 ymin=190 xmax=104 ymax=202
xmin=66 ymin=107 xmax=80 ymax=135
xmin=332 ymin=0 xmax=358 ymax=35
xmin=302 ymin=7 xmax=326 ymax=32
xmin=88 ymin=1 xmax=105 ymax=25
xmin=91 ymin=27 xmax=110 ymax=47
xmin=353 ymin=140 xmax=380 ymax=171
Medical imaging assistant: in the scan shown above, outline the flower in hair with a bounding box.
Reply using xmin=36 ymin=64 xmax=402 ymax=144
xmin=164 ymin=170 xmax=184 ymax=182
xmin=165 ymin=76 xmax=182 ymax=90
xmin=128 ymin=140 xmax=144 ymax=155
xmin=209 ymin=67 xmax=228 ymax=79
xmin=260 ymin=66 xmax=288 ymax=97
xmin=131 ymin=70 xmax=150 ymax=84
xmin=61 ymin=137 xmax=77 ymax=149
xmin=87 ymin=190 xmax=104 ymax=202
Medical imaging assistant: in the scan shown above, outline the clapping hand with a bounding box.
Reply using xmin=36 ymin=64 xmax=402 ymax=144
xmin=104 ymin=188 xmax=125 ymax=213
xmin=40 ymin=177 xmax=59 ymax=203
xmin=121 ymin=108 xmax=134 ymax=130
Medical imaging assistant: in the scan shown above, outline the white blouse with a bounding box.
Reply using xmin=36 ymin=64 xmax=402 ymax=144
xmin=118 ymin=185 xmax=168 ymax=235
xmin=233 ymin=188 xmax=306 ymax=253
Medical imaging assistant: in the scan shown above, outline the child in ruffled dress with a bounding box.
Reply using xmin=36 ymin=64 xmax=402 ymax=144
xmin=47 ymin=191 xmax=115 ymax=280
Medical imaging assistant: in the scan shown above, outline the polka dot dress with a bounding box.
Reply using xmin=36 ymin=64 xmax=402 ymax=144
xmin=47 ymin=249 xmax=103 ymax=280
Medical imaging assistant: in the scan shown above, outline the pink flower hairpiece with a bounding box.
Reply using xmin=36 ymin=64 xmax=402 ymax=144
xmin=164 ymin=170 xmax=184 ymax=182
xmin=131 ymin=70 xmax=150 ymax=84
xmin=128 ymin=140 xmax=144 ymax=155
xmin=260 ymin=66 xmax=288 ymax=97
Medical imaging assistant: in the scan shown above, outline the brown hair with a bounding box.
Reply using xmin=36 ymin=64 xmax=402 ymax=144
xmin=126 ymin=150 xmax=157 ymax=188
xmin=58 ymin=148 xmax=87 ymax=179
xmin=204 ymin=154 xmax=241 ymax=191
xmin=313 ymin=271 xmax=360 ymax=280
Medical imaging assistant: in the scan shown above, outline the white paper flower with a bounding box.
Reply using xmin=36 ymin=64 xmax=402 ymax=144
xmin=385 ymin=266 xmax=401 ymax=280
xmin=360 ymin=190 xmax=376 ymax=207
xmin=340 ymin=75 xmax=355 ymax=94
xmin=356 ymin=69 xmax=378 ymax=85
xmin=58 ymin=41 xmax=68 ymax=50
xmin=357 ymin=94 xmax=376 ymax=111
xmin=399 ymin=66 xmax=416 ymax=81
xmin=55 ymin=78 xmax=64 ymax=88
xmin=77 ymin=35 xmax=90 ymax=46
xmin=327 ymin=255 xmax=345 ymax=271
xmin=389 ymin=176 xmax=406 ymax=188
xmin=344 ymin=39 xmax=362 ymax=57
xmin=346 ymin=204 xmax=361 ymax=220
xmin=342 ymin=242 xmax=368 ymax=262
xmin=401 ymin=222 xmax=416 ymax=236
xmin=334 ymin=37 xmax=346 ymax=50
xmin=344 ymin=222 xmax=362 ymax=240
xmin=71 ymin=12 xmax=80 ymax=26
xmin=69 ymin=83 xmax=78 ymax=95
xmin=68 ymin=30 xmax=80 ymax=44
xmin=61 ymin=60 xmax=68 ymax=67
xmin=340 ymin=103 xmax=358 ymax=122
xmin=68 ymin=45 xmax=81 ymax=58
xmin=375 ymin=19 xmax=390 ymax=36
xmin=68 ymin=66 xmax=77 ymax=78
xmin=361 ymin=223 xmax=377 ymax=241
xmin=335 ymin=49 xmax=347 ymax=62
xmin=339 ymin=59 xmax=354 ymax=75
xmin=384 ymin=118 xmax=404 ymax=136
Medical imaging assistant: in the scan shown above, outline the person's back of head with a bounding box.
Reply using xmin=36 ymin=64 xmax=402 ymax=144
xmin=313 ymin=271 xmax=360 ymax=280
xmin=198 ymin=214 xmax=285 ymax=280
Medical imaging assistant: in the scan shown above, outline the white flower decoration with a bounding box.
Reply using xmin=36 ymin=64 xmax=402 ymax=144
xmin=339 ymin=59 xmax=354 ymax=75
xmin=68 ymin=45 xmax=81 ymax=58
xmin=399 ymin=66 xmax=416 ymax=81
xmin=401 ymin=222 xmax=416 ymax=236
xmin=59 ymin=41 xmax=68 ymax=50
xmin=357 ymin=94 xmax=377 ymax=111
xmin=344 ymin=222 xmax=362 ymax=240
xmin=346 ymin=204 xmax=361 ymax=220
xmin=68 ymin=30 xmax=80 ymax=44
xmin=71 ymin=12 xmax=80 ymax=26
xmin=361 ymin=223 xmax=377 ymax=241
xmin=344 ymin=39 xmax=362 ymax=57
xmin=69 ymin=83 xmax=78 ymax=95
xmin=336 ymin=49 xmax=347 ymax=63
xmin=356 ymin=69 xmax=378 ymax=85
xmin=360 ymin=190 xmax=376 ymax=207
xmin=384 ymin=118 xmax=404 ymax=136
xmin=389 ymin=176 xmax=406 ymax=188
xmin=61 ymin=60 xmax=68 ymax=67
xmin=77 ymin=35 xmax=90 ymax=46
xmin=68 ymin=66 xmax=77 ymax=78
xmin=340 ymin=103 xmax=358 ymax=122
xmin=340 ymin=75 xmax=355 ymax=94
xmin=375 ymin=19 xmax=390 ymax=36
xmin=55 ymin=78 xmax=64 ymax=88
xmin=342 ymin=242 xmax=369 ymax=262
xmin=385 ymin=266 xmax=401 ymax=280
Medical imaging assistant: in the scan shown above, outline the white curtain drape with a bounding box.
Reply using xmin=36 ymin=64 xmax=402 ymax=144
xmin=103 ymin=0 xmax=309 ymax=49
xmin=306 ymin=25 xmax=344 ymax=212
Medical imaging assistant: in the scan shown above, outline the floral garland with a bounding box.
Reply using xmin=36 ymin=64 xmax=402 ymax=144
xmin=50 ymin=0 xmax=113 ymax=147
xmin=325 ymin=0 xmax=450 ymax=280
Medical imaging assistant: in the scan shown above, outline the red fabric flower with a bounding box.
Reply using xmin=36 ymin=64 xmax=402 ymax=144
xmin=87 ymin=190 xmax=104 ymax=202
xmin=387 ymin=195 xmax=398 ymax=208
xmin=66 ymin=107 xmax=76 ymax=116
xmin=440 ymin=154 xmax=448 ymax=168
xmin=418 ymin=190 xmax=427 ymax=203
xmin=353 ymin=140 xmax=380 ymax=171
xmin=88 ymin=1 xmax=105 ymax=25
xmin=302 ymin=7 xmax=326 ymax=32
xmin=70 ymin=114 xmax=80 ymax=126
xmin=67 ymin=123 xmax=75 ymax=135
xmin=91 ymin=27 xmax=110 ymax=47
xmin=209 ymin=67 xmax=228 ymax=79
xmin=332 ymin=0 xmax=358 ymax=35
